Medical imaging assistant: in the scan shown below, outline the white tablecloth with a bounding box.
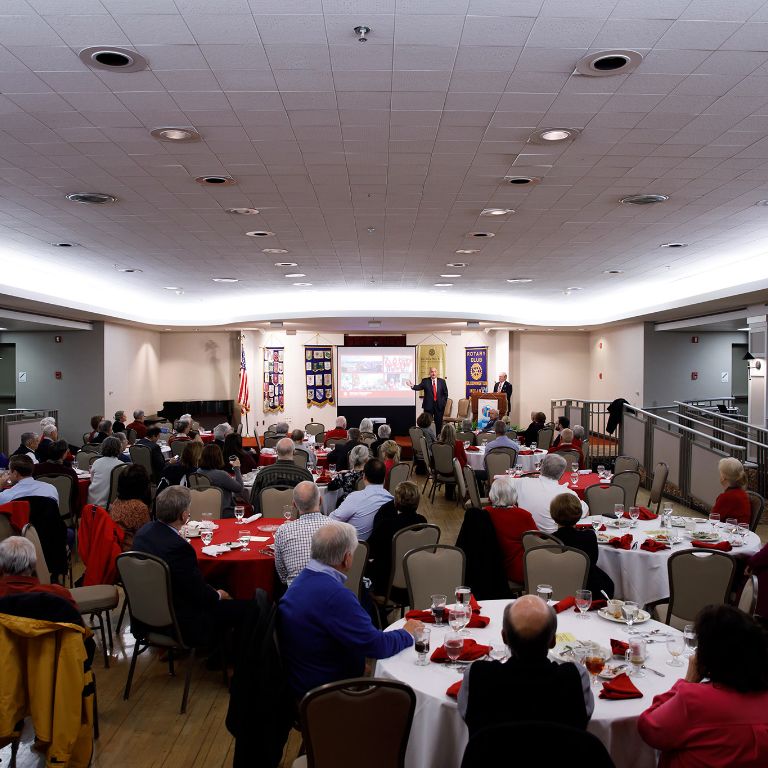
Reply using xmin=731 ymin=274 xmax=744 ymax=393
xmin=376 ymin=598 xmax=686 ymax=768
xmin=589 ymin=516 xmax=762 ymax=606
xmin=465 ymin=446 xmax=546 ymax=473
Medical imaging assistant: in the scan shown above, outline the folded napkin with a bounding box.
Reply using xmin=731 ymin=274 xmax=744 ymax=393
xmin=187 ymin=520 xmax=217 ymax=530
xmin=641 ymin=539 xmax=668 ymax=552
xmin=469 ymin=594 xmax=481 ymax=614
xmin=554 ymin=596 xmax=608 ymax=614
xmin=578 ymin=469 xmax=592 ymax=475
xmin=600 ymin=673 xmax=643 ymax=700
xmin=518 ymin=450 xmax=532 ymax=455
xmin=610 ymin=638 xmax=629 ymax=657
xmin=576 ymin=523 xmax=606 ymax=531
xmin=465 ymin=446 xmax=480 ymax=452
xmin=241 ymin=513 xmax=262 ymax=524
xmin=623 ymin=507 xmax=657 ymax=521
xmin=431 ymin=638 xmax=491 ymax=663
xmin=608 ymin=534 xmax=633 ymax=550
xmin=405 ymin=609 xmax=490 ymax=628
xmin=691 ymin=540 xmax=732 ymax=552
xmin=316 ymin=475 xmax=332 ymax=484
xmin=201 ymin=544 xmax=230 ymax=557
xmin=446 ymin=681 xmax=462 ymax=699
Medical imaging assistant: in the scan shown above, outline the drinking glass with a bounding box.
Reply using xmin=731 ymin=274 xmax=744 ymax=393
xmin=329 ymin=464 xmax=336 ymax=474
xmin=414 ymin=627 xmax=431 ymax=666
xmin=597 ymin=464 xmax=606 ymax=478
xmin=239 ymin=529 xmax=250 ymax=552
xmin=570 ymin=473 xmax=579 ymax=486
xmin=621 ymin=601 xmax=640 ymax=634
xmin=662 ymin=507 xmax=673 ymax=528
xmin=591 ymin=517 xmax=602 ymax=534
xmin=515 ymin=462 xmax=523 ymax=475
xmin=614 ymin=503 xmax=625 ymax=519
xmin=571 ymin=462 xmax=579 ymax=474
xmin=530 ymin=442 xmax=537 ymax=451
xmin=683 ymin=624 xmax=697 ymax=656
xmin=200 ymin=529 xmax=213 ymax=546
xmin=534 ymin=460 xmax=542 ymax=473
xmin=444 ymin=632 xmax=464 ymax=668
xmin=624 ymin=638 xmax=647 ymax=677
xmin=234 ymin=505 xmax=245 ymax=524
xmin=666 ymin=635 xmax=685 ymax=667
xmin=738 ymin=522 xmax=749 ymax=542
xmin=536 ymin=584 xmax=553 ymax=603
xmin=283 ymin=504 xmax=293 ymax=521
xmin=202 ymin=511 xmax=213 ymax=527
xmin=629 ymin=506 xmax=640 ymax=527
xmin=455 ymin=586 xmax=471 ymax=606
xmin=430 ymin=594 xmax=447 ymax=625
xmin=489 ymin=643 xmax=509 ymax=662
xmin=709 ymin=512 xmax=720 ymax=529
xmin=585 ymin=645 xmax=608 ymax=686
xmin=575 ymin=589 xmax=592 ymax=619
xmin=448 ymin=607 xmax=466 ymax=632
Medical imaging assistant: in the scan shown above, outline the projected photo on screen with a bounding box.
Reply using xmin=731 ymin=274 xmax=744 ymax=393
xmin=337 ymin=347 xmax=416 ymax=407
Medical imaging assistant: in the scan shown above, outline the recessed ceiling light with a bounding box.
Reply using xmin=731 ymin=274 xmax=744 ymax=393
xmin=246 ymin=230 xmax=275 ymax=237
xmin=163 ymin=286 xmax=181 ymax=290
xmin=467 ymin=232 xmax=495 ymax=238
xmin=434 ymin=283 xmax=454 ymax=287
xmin=602 ymin=269 xmax=624 ymax=274
xmin=195 ymin=175 xmax=237 ymax=186
xmin=480 ymin=208 xmax=514 ymax=216
xmin=529 ymin=128 xmax=580 ymax=144
xmin=150 ymin=127 xmax=200 ymax=142
xmin=546 ymin=328 xmax=555 ymax=331
xmin=620 ymin=194 xmax=669 ymax=205
xmin=738 ymin=327 xmax=750 ymax=331
xmin=575 ymin=49 xmax=643 ymax=77
xmin=660 ymin=242 xmax=688 ymax=248
xmin=212 ymin=277 xmax=239 ymax=283
xmin=504 ymin=176 xmax=540 ymax=185
xmin=66 ymin=192 xmax=116 ymax=205
xmin=455 ymin=250 xmax=479 ymax=255
xmin=566 ymin=286 xmax=583 ymax=291
xmin=440 ymin=274 xmax=461 ymax=278
xmin=274 ymin=261 xmax=297 ymax=267
xmin=50 ymin=242 xmax=77 ymax=247
xmin=78 ymin=46 xmax=147 ymax=73
xmin=284 ymin=273 xmax=306 ymax=278
xmin=226 ymin=207 xmax=260 ymax=215
xmin=293 ymin=282 xmax=312 ymax=286
xmin=507 ymin=278 xmax=534 ymax=283
xmin=264 ymin=249 xmax=289 ymax=255
xmin=116 ymin=267 xmax=142 ymax=273
xmin=367 ymin=226 xmax=376 ymax=233
xmin=447 ymin=262 xmax=468 ymax=268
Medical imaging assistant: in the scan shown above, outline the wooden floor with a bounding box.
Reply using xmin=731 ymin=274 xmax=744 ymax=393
xmin=1 ymin=471 xmax=764 ymax=768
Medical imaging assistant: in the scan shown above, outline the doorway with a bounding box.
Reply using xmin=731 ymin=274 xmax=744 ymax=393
xmin=731 ymin=343 xmax=748 ymax=414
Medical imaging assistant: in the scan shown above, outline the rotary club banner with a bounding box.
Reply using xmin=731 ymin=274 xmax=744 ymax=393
xmin=263 ymin=346 xmax=284 ymax=412
xmin=465 ymin=346 xmax=488 ymax=398
xmin=305 ymin=345 xmax=334 ymax=407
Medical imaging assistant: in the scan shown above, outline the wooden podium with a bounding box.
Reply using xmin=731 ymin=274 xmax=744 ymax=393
xmin=470 ymin=391 xmax=508 ymax=419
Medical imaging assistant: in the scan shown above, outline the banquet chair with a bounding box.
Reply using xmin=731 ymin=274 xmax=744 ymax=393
xmin=260 ymin=487 xmax=295 ymax=519
xmin=128 ymin=444 xmax=153 ymax=478
xmin=171 ymin=440 xmax=187 ymax=457
xmin=455 ymin=430 xmax=476 ymax=446
xmin=648 ymin=462 xmax=669 ymax=514
xmin=408 ymin=427 xmax=424 ymax=464
xmin=462 ymin=465 xmax=489 ymax=508
xmin=523 ymin=545 xmax=588 ymax=600
xmin=263 ymin=436 xmax=280 ymax=449
xmin=521 ymin=530 xmax=564 ymax=552
xmin=461 ymin=722 xmax=615 ymax=768
xmin=614 ymin=455 xmax=639 ymax=474
xmin=476 ymin=432 xmax=495 ymax=446
xmin=484 ymin=449 xmax=514 ymax=481
xmin=325 ymin=437 xmax=346 ymax=450
xmin=76 ymin=451 xmax=94 ymax=470
xmin=312 ymin=430 xmax=325 ymax=446
xmin=82 ymin=431 xmax=91 ymax=445
xmin=535 ymin=427 xmax=554 ymax=449
xmin=418 ymin=434 xmax=435 ymax=496
xmin=343 ymin=541 xmax=369 ymax=600
xmin=403 ymin=544 xmax=465 ymax=612
xmin=187 ymin=473 xmax=211 ymax=489
xmin=585 ymin=484 xmax=625 ymax=518
xmin=385 ymin=462 xmax=410 ymax=493
xmin=442 ymin=397 xmax=453 ymax=422
xmin=305 ymin=422 xmax=325 ymax=436
xmin=37 ymin=473 xmax=75 ymax=529
xmin=294 ymin=678 xmax=416 ymax=768
xmin=293 ymin=450 xmax=309 ymax=470
xmin=187 ymin=488 xmax=223 ymax=521
xmin=116 ymin=552 xmax=197 ymax=714
xmin=125 ymin=428 xmax=137 ymax=444
xmin=558 ymin=450 xmax=581 ymax=470
xmin=581 ymin=439 xmax=589 ymax=465
xmin=453 ymin=458 xmax=469 ymax=508
xmin=0 ymin=515 xmax=12 ymax=542
xmin=107 ymin=463 xmax=129 ymax=509
xmin=445 ymin=397 xmax=470 ymax=425
xmin=611 ymin=470 xmax=641 ymax=508
xmin=80 ymin=443 xmax=101 ymax=454
xmin=747 ymin=491 xmax=765 ymax=532
xmin=738 ymin=574 xmax=758 ymax=617
xmin=426 ymin=443 xmax=456 ymax=502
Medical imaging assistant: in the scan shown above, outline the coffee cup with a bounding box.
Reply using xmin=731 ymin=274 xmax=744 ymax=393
xmin=607 ymin=599 xmax=624 ymax=619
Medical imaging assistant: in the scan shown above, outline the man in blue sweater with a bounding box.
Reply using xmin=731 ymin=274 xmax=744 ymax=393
xmin=278 ymin=521 xmax=422 ymax=697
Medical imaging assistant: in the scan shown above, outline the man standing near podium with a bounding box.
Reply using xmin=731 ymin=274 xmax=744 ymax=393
xmin=493 ymin=372 xmax=513 ymax=411
xmin=407 ymin=367 xmax=449 ymax=434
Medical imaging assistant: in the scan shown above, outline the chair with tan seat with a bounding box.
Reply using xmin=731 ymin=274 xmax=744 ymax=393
xmin=476 ymin=432 xmax=495 ymax=446
xmin=484 ymin=450 xmax=513 ymax=485
xmin=260 ymin=487 xmax=295 ymax=519
xmin=611 ymin=470 xmax=641 ymax=508
xmin=37 ymin=474 xmax=76 ymax=529
xmin=305 ymin=423 xmax=325 ymax=437
xmin=738 ymin=574 xmax=758 ymax=617
xmin=455 ymin=430 xmax=475 ymax=446
xmin=446 ymin=398 xmax=470 ymax=425
xmin=385 ymin=462 xmax=411 ymax=493
xmin=170 ymin=440 xmax=187 ymax=457
xmin=418 ymin=434 xmax=435 ymax=496
xmin=312 ymin=430 xmax=325 ymax=446
xmin=558 ymin=450 xmax=581 ymax=470
xmin=128 ymin=444 xmax=153 ymax=478
xmin=107 ymin=463 xmax=129 ymax=509
xmin=522 ymin=530 xmax=564 ymax=552
xmin=535 ymin=427 xmax=554 ymax=449
xmin=453 ymin=458 xmax=468 ymax=508
xmin=403 ymin=544 xmax=465 ymax=612
xmin=747 ymin=491 xmax=765 ymax=533
xmin=76 ymin=451 xmax=94 ymax=471
xmin=186 ymin=487 xmax=223 ymax=521
xmin=263 ymin=435 xmax=280 ymax=449
xmin=408 ymin=427 xmax=424 ymax=465
xmin=462 ymin=465 xmax=489 ymax=508
xmin=585 ymin=484 xmax=625 ymax=518
xmin=0 ymin=515 xmax=12 ymax=543
xmin=425 ymin=443 xmax=456 ymax=502
xmin=325 ymin=437 xmax=346 ymax=450
xmin=614 ymin=455 xmax=639 ymax=474
xmin=343 ymin=541 xmax=369 ymax=600
xmin=186 ymin=473 xmax=211 ymax=490
xmin=442 ymin=398 xmax=454 ymax=424
xmin=648 ymin=462 xmax=669 ymax=514
xmin=523 ymin=545 xmax=589 ymax=600
xmin=293 ymin=450 xmax=309 ymax=470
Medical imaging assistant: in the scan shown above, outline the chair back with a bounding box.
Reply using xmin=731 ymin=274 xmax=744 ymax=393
xmin=738 ymin=574 xmax=759 ymax=617
xmin=82 ymin=432 xmax=91 ymax=445
xmin=523 ymin=545 xmax=589 ymax=600
xmin=125 ymin=428 xmax=137 ymax=444
xmin=80 ymin=443 xmax=101 ymax=454
xmin=389 ymin=524 xmax=441 ymax=592
xmin=408 ymin=428 xmax=423 ymax=461
xmin=418 ymin=434 xmax=432 ymax=470
xmin=170 ymin=440 xmax=187 ymax=457
xmin=403 ymin=544 xmax=465 ymax=611
xmin=108 ymin=463 xmax=129 ymax=508
xmin=343 ymin=541 xmax=369 ymax=599
xmin=747 ymin=491 xmax=765 ymax=532
xmin=293 ymin=449 xmax=309 ymax=470
xmin=187 ymin=488 xmax=223 ymax=521
xmin=432 ymin=443 xmax=455 ymax=478
xmin=614 ymin=455 xmax=639 ymax=474
xmin=116 ymin=551 xmax=184 ymax=646
xmin=667 ymin=550 xmax=736 ymax=630
xmin=88 ymin=454 xmax=100 ymax=467
xmin=457 ymin=398 xmax=470 ymax=419
xmin=535 ymin=427 xmax=554 ymax=449
xmin=313 ymin=431 xmax=325 ymax=446
xmin=443 ymin=398 xmax=453 ymax=419
xmin=76 ymin=451 xmax=93 ymax=470
xmin=260 ymin=487 xmax=294 ymax=518
xmin=22 ymin=524 xmax=51 ymax=585
xmin=455 ymin=431 xmax=475 ymax=446
xmin=521 ymin=530 xmax=564 ymax=552
xmin=128 ymin=444 xmax=153 ymax=478
xmin=0 ymin=515 xmax=12 ymax=542
xmin=355 ymin=476 xmax=366 ymax=492
xmin=484 ymin=449 xmax=514 ymax=480
xmin=462 ymin=465 xmax=482 ymax=509
xmin=263 ymin=436 xmax=280 ymax=449
xmin=585 ymin=484 xmax=625 ymax=517
xmin=648 ymin=462 xmax=669 ymax=512
xmin=299 ymin=678 xmax=416 ymax=768
xmin=186 ymin=473 xmax=211 ymax=489
xmin=559 ymin=450 xmax=581 ymax=470
xmin=453 ymin=459 xmax=467 ymax=505
xmin=325 ymin=437 xmax=346 ymax=450
xmin=476 ymin=432 xmax=495 ymax=446
xmin=386 ymin=462 xmax=410 ymax=493
xmin=305 ymin=423 xmax=325 ymax=436
xmin=611 ymin=470 xmax=641 ymax=507
xmin=36 ymin=474 xmax=75 ymax=526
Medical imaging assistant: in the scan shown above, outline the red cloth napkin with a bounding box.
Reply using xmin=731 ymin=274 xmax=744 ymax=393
xmin=405 ymin=609 xmax=490 ymax=629
xmin=554 ymin=596 xmax=607 ymax=614
xmin=600 ymin=673 xmax=643 ymax=700
xmin=446 ymin=681 xmax=462 ymax=699
xmin=623 ymin=507 xmax=657 ymax=521
xmin=576 ymin=523 xmax=606 ymax=531
xmin=469 ymin=594 xmax=481 ymax=614
xmin=610 ymin=638 xmax=629 ymax=657
xmin=519 ymin=450 xmax=533 ymax=456
xmin=0 ymin=501 xmax=30 ymax=532
xmin=608 ymin=534 xmax=633 ymax=550
xmin=465 ymin=446 xmax=480 ymax=452
xmin=641 ymin=539 xmax=668 ymax=552
xmin=431 ymin=639 xmax=491 ymax=663
xmin=691 ymin=540 xmax=732 ymax=552
xmin=316 ymin=475 xmax=332 ymax=485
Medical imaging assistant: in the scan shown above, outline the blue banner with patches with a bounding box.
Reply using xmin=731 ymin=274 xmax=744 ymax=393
xmin=465 ymin=346 xmax=488 ymax=398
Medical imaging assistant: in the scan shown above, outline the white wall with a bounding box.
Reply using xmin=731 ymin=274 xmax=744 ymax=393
xmin=104 ymin=324 xmax=161 ymax=419
xmin=589 ymin=324 xmax=645 ymax=406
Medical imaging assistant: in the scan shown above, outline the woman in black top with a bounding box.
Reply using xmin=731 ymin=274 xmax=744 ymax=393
xmin=522 ymin=411 xmax=547 ymax=446
xmin=160 ymin=441 xmax=203 ymax=486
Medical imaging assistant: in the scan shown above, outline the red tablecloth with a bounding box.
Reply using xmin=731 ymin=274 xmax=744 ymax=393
xmin=77 ymin=478 xmax=90 ymax=512
xmin=558 ymin=472 xmax=602 ymax=500
xmin=259 ymin=450 xmax=328 ymax=467
xmin=200 ymin=433 xmax=214 ymax=443
xmin=190 ymin=517 xmax=284 ymax=599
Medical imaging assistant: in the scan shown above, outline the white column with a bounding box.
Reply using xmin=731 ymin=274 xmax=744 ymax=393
xmin=747 ymin=313 xmax=767 ymax=429
xmin=494 ymin=330 xmax=510 ymax=379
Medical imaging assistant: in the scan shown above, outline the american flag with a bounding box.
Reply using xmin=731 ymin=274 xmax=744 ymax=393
xmin=237 ymin=344 xmax=250 ymax=413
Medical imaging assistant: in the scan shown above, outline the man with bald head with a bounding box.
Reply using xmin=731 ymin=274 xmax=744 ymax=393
xmin=548 ymin=427 xmax=585 ymax=468
xmin=458 ymin=595 xmax=593 ymax=736
xmin=248 ymin=437 xmax=313 ymax=513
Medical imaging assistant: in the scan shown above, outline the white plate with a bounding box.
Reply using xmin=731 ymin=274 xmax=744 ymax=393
xmin=686 ymin=531 xmax=719 ymax=542
xmin=606 ymin=518 xmax=632 ymax=529
xmin=598 ymin=608 xmax=651 ymax=624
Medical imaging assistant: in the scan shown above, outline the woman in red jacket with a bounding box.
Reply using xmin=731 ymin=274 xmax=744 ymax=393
xmin=711 ymin=457 xmax=752 ymax=527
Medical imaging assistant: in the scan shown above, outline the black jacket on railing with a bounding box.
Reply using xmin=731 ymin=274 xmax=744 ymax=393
xmin=606 ymin=398 xmax=629 ymax=435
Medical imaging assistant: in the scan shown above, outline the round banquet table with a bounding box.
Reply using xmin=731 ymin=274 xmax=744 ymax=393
xmin=242 ymin=471 xmax=342 ymax=515
xmin=586 ymin=515 xmax=762 ymax=606
xmin=559 ymin=471 xmax=603 ymax=499
xmin=376 ymin=598 xmax=686 ymax=768
xmin=190 ymin=517 xmax=283 ymax=599
xmin=259 ymin=448 xmax=329 ymax=468
xmin=76 ymin=477 xmax=90 ymax=512
xmin=465 ymin=446 xmax=547 ymax=473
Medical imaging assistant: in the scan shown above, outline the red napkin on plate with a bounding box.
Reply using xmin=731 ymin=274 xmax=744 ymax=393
xmin=446 ymin=681 xmax=462 ymax=699
xmin=405 ymin=609 xmax=490 ymax=629
xmin=576 ymin=523 xmax=606 ymax=531
xmin=0 ymin=501 xmax=31 ymax=532
xmin=608 ymin=534 xmax=633 ymax=550
xmin=431 ymin=639 xmax=491 ymax=663
xmin=623 ymin=507 xmax=657 ymax=521
xmin=554 ymin=596 xmax=607 ymax=614
xmin=519 ymin=450 xmax=533 ymax=456
xmin=641 ymin=539 xmax=668 ymax=552
xmin=600 ymin=673 xmax=643 ymax=700
xmin=691 ymin=540 xmax=732 ymax=552
xmin=316 ymin=475 xmax=332 ymax=485
xmin=610 ymin=638 xmax=629 ymax=657
xmin=465 ymin=446 xmax=480 ymax=452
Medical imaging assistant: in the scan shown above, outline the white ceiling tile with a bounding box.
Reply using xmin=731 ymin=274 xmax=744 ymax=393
xmin=224 ymin=91 xmax=284 ymax=109
xmin=497 ymin=92 xmax=557 ymax=111
xmin=656 ymin=20 xmax=741 ymax=50
xmin=443 ymin=92 xmax=500 ymax=110
xmin=461 ymin=16 xmax=535 ymax=46
xmin=448 ymin=70 xmax=509 ymax=91
xmin=330 ymin=44 xmax=393 ymax=71
xmin=40 ymin=14 xmax=128 ymax=46
xmin=254 ymin=14 xmax=328 ymax=45
xmin=526 ymin=17 xmax=603 ymax=48
xmin=638 ymin=49 xmax=711 ymax=74
xmin=113 ymin=15 xmax=196 ymax=45
xmin=395 ymin=14 xmax=466 ymax=45
xmin=332 ymin=70 xmax=392 ymax=90
xmin=392 ymin=70 xmax=451 ymax=91
xmin=682 ymin=0 xmax=765 ymax=23
xmin=199 ymin=44 xmax=270 ymax=71
xmin=183 ymin=15 xmax=260 ymax=45
xmin=264 ymin=44 xmax=331 ymax=70
xmin=215 ymin=70 xmax=277 ymax=91
xmin=394 ymin=45 xmax=457 ymax=70
xmin=514 ymin=47 xmax=587 ymax=73
xmin=454 ymin=46 xmax=522 ymax=71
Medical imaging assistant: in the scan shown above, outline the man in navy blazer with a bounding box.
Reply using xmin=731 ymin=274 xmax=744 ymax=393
xmin=407 ymin=367 xmax=449 ymax=433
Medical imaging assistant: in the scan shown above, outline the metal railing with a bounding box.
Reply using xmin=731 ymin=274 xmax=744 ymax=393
xmin=550 ymin=399 xmax=620 ymax=463
xmin=0 ymin=409 xmax=58 ymax=456
xmin=684 ymin=397 xmax=736 ymax=409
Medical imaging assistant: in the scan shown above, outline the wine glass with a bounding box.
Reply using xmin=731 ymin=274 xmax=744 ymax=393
xmin=536 ymin=584 xmax=553 ymax=603
xmin=597 ymin=464 xmax=606 ymax=478
xmin=234 ymin=505 xmax=245 ymax=524
xmin=666 ymin=635 xmax=685 ymax=667
xmin=444 ymin=632 xmax=464 ymax=669
xmin=430 ymin=594 xmax=447 ymax=625
xmin=738 ymin=522 xmax=749 ymax=543
xmin=515 ymin=462 xmax=523 ymax=476
xmin=591 ymin=517 xmax=602 ymax=534
xmin=455 ymin=586 xmax=471 ymax=606
xmin=448 ymin=607 xmax=466 ymax=632
xmin=629 ymin=506 xmax=640 ymax=527
xmin=570 ymin=472 xmax=579 ymax=486
xmin=239 ymin=528 xmax=250 ymax=552
xmin=585 ymin=645 xmax=607 ymax=686
xmin=621 ymin=601 xmax=640 ymax=634
xmin=683 ymin=624 xmax=697 ymax=656
xmin=571 ymin=462 xmax=579 ymax=475
xmin=575 ymin=589 xmax=592 ymax=619
xmin=414 ymin=627 xmax=431 ymax=666
xmin=613 ymin=503 xmax=625 ymax=520
xmin=283 ymin=504 xmax=293 ymax=522
xmin=709 ymin=512 xmax=720 ymax=529
xmin=200 ymin=529 xmax=213 ymax=546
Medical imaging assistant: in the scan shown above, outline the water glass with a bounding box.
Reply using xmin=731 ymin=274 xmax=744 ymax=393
xmin=414 ymin=627 xmax=431 ymax=666
xmin=624 ymin=638 xmax=647 ymax=677
xmin=448 ymin=605 xmax=469 ymax=633
xmin=709 ymin=512 xmax=720 ymax=529
xmin=683 ymin=624 xmax=697 ymax=656
xmin=570 ymin=473 xmax=579 ymax=486
xmin=662 ymin=507 xmax=673 ymax=528
xmin=571 ymin=462 xmax=579 ymax=474
xmin=738 ymin=522 xmax=749 ymax=542
xmin=666 ymin=635 xmax=685 ymax=667
xmin=622 ymin=601 xmax=640 ymax=634
xmin=234 ymin=505 xmax=245 ymax=523
xmin=455 ymin=586 xmax=471 ymax=606
xmin=597 ymin=464 xmax=606 ymax=478
xmin=585 ymin=644 xmax=608 ymax=685
xmin=283 ymin=504 xmax=293 ymax=521
xmin=200 ymin=529 xmax=213 ymax=546
xmin=239 ymin=529 xmax=251 ymax=552
xmin=515 ymin=462 xmax=523 ymax=475
xmin=591 ymin=517 xmax=602 ymax=534
xmin=202 ymin=511 xmax=213 ymax=527
xmin=575 ymin=589 xmax=592 ymax=619
xmin=614 ymin=503 xmax=625 ymax=519
xmin=329 ymin=463 xmax=336 ymax=474
xmin=536 ymin=584 xmax=553 ymax=603
xmin=430 ymin=594 xmax=447 ymax=624
xmin=489 ymin=643 xmax=509 ymax=662
xmin=629 ymin=506 xmax=640 ymax=526
xmin=444 ymin=632 xmax=464 ymax=668
xmin=530 ymin=442 xmax=537 ymax=451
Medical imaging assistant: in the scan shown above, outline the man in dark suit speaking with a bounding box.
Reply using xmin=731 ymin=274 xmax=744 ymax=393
xmin=493 ymin=372 xmax=513 ymax=412
xmin=407 ymin=367 xmax=449 ymax=434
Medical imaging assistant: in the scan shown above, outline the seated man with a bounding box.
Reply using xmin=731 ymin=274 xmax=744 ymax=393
xmin=273 ymin=481 xmax=331 ymax=587
xmin=458 ymin=596 xmax=593 ymax=736
xmin=89 ymin=419 xmax=112 ymax=445
xmin=0 ymin=455 xmax=59 ymax=506
xmin=11 ymin=432 xmax=39 ymax=463
xmin=136 ymin=426 xmax=166 ymax=481
xmin=33 ymin=439 xmax=80 ymax=514
xmin=248 ymin=438 xmax=312 ymax=513
xmin=481 ymin=409 xmax=500 ymax=432
xmin=112 ymin=410 xmax=127 ymax=434
xmin=485 ymin=420 xmax=521 ymax=452
xmin=551 ymin=416 xmax=570 ymax=447
xmin=291 ymin=429 xmax=315 ymax=469
xmin=330 ymin=459 xmax=392 ymax=541
xmin=278 ymin=521 xmax=420 ymax=698
xmin=548 ymin=428 xmax=584 ymax=468
xmin=369 ymin=423 xmax=392 ymax=459
xmin=35 ymin=424 xmax=58 ymax=463
xmin=126 ymin=409 xmax=148 ymax=439
xmin=326 ymin=428 xmax=361 ymax=470
xmin=324 ymin=416 xmax=348 ymax=443
xmin=509 ymin=454 xmax=587 ymax=533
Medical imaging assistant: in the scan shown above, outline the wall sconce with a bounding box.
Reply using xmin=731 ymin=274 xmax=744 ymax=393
xmin=744 ymin=352 xmax=764 ymax=378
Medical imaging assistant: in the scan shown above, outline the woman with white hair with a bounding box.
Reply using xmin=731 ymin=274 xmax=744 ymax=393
xmin=359 ymin=418 xmax=374 ymax=435
xmin=711 ymin=457 xmax=751 ymax=526
xmin=327 ymin=444 xmax=369 ymax=504
xmin=88 ymin=436 xmax=123 ymax=507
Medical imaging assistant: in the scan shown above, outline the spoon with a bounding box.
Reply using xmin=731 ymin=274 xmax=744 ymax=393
xmin=642 ymin=664 xmax=666 ymax=677
xmin=600 ymin=590 xmax=611 ymax=601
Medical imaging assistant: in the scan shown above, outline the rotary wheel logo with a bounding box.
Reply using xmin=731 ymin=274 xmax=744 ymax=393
xmin=470 ymin=362 xmax=483 ymax=380
xmin=428 ymin=348 xmax=436 ymax=356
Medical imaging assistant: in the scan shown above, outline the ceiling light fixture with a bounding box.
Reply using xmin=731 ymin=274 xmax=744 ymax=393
xmin=226 ymin=207 xmax=260 ymax=215
xmin=567 ymin=286 xmax=583 ymax=291
xmin=51 ymin=242 xmax=77 ymax=247
xmin=447 ymin=262 xmax=468 ymax=268
xmin=367 ymin=226 xmax=376 ymax=233
xmin=467 ymin=321 xmax=480 ymax=328
xmin=116 ymin=267 xmax=142 ymax=273
xmin=504 ymin=175 xmax=540 ymax=185
xmin=467 ymin=232 xmax=495 ymax=238
xmin=529 ymin=128 xmax=580 ymax=144
xmin=575 ymin=49 xmax=643 ymax=77
xmin=212 ymin=277 xmax=239 ymax=283
xmin=246 ymin=230 xmax=275 ymax=237
xmin=78 ymin=46 xmax=147 ymax=73
xmin=150 ymin=127 xmax=200 ymax=142
xmin=66 ymin=192 xmax=116 ymax=205
xmin=264 ymin=250 xmax=289 ymax=255
xmin=507 ymin=278 xmax=534 ymax=283
xmin=455 ymin=250 xmax=478 ymax=255
xmin=755 ymin=200 xmax=768 ymax=207
xmin=284 ymin=273 xmax=306 ymax=278
xmin=620 ymin=194 xmax=669 ymax=205
xmin=738 ymin=327 xmax=750 ymax=332
xmin=660 ymin=242 xmax=687 ymax=248
xmin=274 ymin=261 xmax=297 ymax=267
xmin=368 ymin=320 xmax=381 ymax=328
xmin=480 ymin=208 xmax=514 ymax=216
xmin=603 ymin=269 xmax=624 ymax=274
xmin=354 ymin=25 xmax=371 ymax=42
xmin=270 ymin=321 xmax=284 ymax=327
xmin=434 ymin=283 xmax=453 ymax=287
xmin=293 ymin=282 xmax=312 ymax=286
xmin=440 ymin=274 xmax=461 ymax=278
xmin=195 ymin=175 xmax=237 ymax=186
xmin=163 ymin=286 xmax=181 ymax=290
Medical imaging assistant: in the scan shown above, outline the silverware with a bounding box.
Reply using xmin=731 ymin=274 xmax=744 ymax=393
xmin=642 ymin=664 xmax=665 ymax=677
xmin=600 ymin=590 xmax=611 ymax=601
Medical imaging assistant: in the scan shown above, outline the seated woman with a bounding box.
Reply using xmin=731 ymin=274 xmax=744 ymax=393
xmin=168 ymin=419 xmax=191 ymax=446
xmin=414 ymin=411 xmax=436 ymax=476
xmin=551 ymin=493 xmax=614 ymax=598
xmin=438 ymin=423 xmax=468 ymax=469
xmin=223 ymin=432 xmax=259 ymax=474
xmin=522 ymin=411 xmax=547 ymax=446
xmin=710 ymin=457 xmax=752 ymax=527
xmin=87 ymin=436 xmax=123 ymax=507
xmin=638 ymin=604 xmax=768 ymax=766
xmin=328 ymin=444 xmax=369 ymax=504
xmin=161 ymin=441 xmax=203 ymax=486
xmin=110 ymin=464 xmax=151 ymax=550
xmin=195 ymin=444 xmax=244 ymax=518
xmin=380 ymin=440 xmax=400 ymax=483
